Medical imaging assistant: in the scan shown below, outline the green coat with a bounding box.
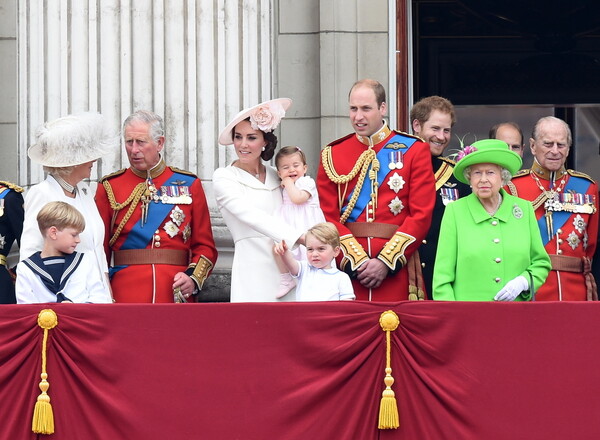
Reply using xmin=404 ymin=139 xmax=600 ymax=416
xmin=433 ymin=189 xmax=551 ymax=301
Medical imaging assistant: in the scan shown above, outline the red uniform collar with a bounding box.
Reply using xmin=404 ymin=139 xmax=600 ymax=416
xmin=355 ymin=122 xmax=391 ymax=147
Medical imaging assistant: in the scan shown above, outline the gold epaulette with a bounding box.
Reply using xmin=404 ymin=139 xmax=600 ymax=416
xmin=438 ymin=156 xmax=456 ymax=166
xmin=512 ymin=169 xmax=530 ymax=178
xmin=377 ymin=232 xmax=415 ymax=271
xmin=325 ymin=132 xmax=356 ymax=148
xmin=0 ymin=181 xmax=24 ymax=193
xmin=189 ymin=255 xmax=214 ymax=290
xmin=391 ymin=130 xmax=424 ymax=143
xmin=99 ymin=168 xmax=127 ymax=183
xmin=169 ymin=166 xmax=198 ymax=178
xmin=339 ymin=234 xmax=368 ymax=271
xmin=567 ymin=169 xmax=596 ymax=183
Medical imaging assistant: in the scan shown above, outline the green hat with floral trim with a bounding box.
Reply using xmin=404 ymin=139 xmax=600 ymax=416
xmin=453 ymin=139 xmax=522 ymax=184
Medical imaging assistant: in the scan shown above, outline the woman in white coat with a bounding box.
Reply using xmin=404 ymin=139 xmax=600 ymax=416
xmin=213 ymin=98 xmax=303 ymax=302
xmin=20 ymin=112 xmax=117 ymax=293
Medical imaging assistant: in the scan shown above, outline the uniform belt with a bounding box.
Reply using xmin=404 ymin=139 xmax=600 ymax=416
xmin=549 ymin=254 xmax=583 ymax=273
xmin=113 ymin=249 xmax=189 ymax=266
xmin=346 ymin=222 xmax=397 ymax=239
xmin=0 ymin=255 xmax=6 ymax=267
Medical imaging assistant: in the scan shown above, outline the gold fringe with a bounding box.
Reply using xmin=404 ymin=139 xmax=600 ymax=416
xmin=32 ymin=309 xmax=58 ymax=435
xmin=378 ymin=310 xmax=400 ymax=429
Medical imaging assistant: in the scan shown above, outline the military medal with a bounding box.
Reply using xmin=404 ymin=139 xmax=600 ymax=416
xmin=159 ymin=185 xmax=192 ymax=205
xmin=388 ymin=150 xmax=403 ymax=170
xmin=440 ymin=188 xmax=459 ymax=206
xmin=387 ymin=172 xmax=405 ymax=193
xmin=388 ymin=196 xmax=404 ymax=215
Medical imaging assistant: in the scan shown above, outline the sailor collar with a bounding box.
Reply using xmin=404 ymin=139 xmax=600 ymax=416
xmin=531 ymin=159 xmax=567 ymax=182
xmin=130 ymin=157 xmax=167 ymax=179
xmin=355 ymin=122 xmax=391 ymax=147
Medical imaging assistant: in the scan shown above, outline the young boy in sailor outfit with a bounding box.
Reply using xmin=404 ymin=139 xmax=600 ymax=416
xmin=16 ymin=201 xmax=112 ymax=304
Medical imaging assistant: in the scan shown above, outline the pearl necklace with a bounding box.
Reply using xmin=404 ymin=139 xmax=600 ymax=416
xmin=484 ymin=193 xmax=502 ymax=216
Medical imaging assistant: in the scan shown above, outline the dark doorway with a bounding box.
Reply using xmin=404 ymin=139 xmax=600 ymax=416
xmin=411 ymin=0 xmax=600 ymax=177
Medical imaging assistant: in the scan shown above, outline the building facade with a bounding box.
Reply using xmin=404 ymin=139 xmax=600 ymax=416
xmin=1 ymin=0 xmax=397 ymax=299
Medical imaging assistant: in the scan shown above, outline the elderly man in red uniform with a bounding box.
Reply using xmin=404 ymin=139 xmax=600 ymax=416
xmin=96 ymin=110 xmax=217 ymax=303
xmin=507 ymin=116 xmax=598 ymax=301
xmin=317 ymin=79 xmax=435 ymax=301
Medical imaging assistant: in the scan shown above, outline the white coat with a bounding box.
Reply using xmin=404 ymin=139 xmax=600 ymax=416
xmin=213 ymin=164 xmax=302 ymax=302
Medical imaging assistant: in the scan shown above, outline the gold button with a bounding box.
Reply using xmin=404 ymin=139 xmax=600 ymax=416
xmin=422 ymin=239 xmax=427 ymax=245
xmin=491 ymin=221 xmax=498 ymax=226
xmin=557 ymin=249 xmax=563 ymax=255
xmin=495 ymin=277 xmax=501 ymax=283
xmin=494 ymin=238 xmax=500 ymax=243
xmin=495 ymin=258 xmax=501 ymax=263
xmin=421 ymin=262 xmax=426 ymax=268
xmin=155 ymin=242 xmax=161 ymax=248
xmin=557 ymin=239 xmax=563 ymax=244
xmin=557 ymin=228 xmax=563 ymax=234
xmin=154 ymin=235 xmax=161 ymax=241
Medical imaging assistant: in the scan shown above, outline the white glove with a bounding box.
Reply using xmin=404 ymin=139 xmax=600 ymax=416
xmin=494 ymin=276 xmax=529 ymax=301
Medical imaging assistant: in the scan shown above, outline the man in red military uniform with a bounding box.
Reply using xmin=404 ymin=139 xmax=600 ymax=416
xmin=507 ymin=116 xmax=598 ymax=301
xmin=317 ymin=79 xmax=435 ymax=301
xmin=96 ymin=110 xmax=217 ymax=303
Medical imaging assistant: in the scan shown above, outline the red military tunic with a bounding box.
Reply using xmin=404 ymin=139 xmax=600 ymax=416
xmin=507 ymin=163 xmax=598 ymax=301
xmin=95 ymin=159 xmax=217 ymax=303
xmin=317 ymin=123 xmax=435 ymax=301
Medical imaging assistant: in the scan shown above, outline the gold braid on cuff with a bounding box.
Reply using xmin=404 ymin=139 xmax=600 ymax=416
xmin=377 ymin=232 xmax=415 ymax=271
xmin=189 ymin=255 xmax=213 ymax=290
xmin=339 ymin=234 xmax=369 ymax=271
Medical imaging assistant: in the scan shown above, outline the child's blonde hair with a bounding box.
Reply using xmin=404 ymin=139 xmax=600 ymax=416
xmin=306 ymin=222 xmax=340 ymax=248
xmin=37 ymin=201 xmax=86 ymax=235
xmin=275 ymin=146 xmax=307 ymax=169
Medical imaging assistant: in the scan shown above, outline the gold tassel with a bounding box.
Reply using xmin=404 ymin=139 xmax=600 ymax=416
xmin=378 ymin=310 xmax=400 ymax=429
xmin=32 ymin=309 xmax=58 ymax=435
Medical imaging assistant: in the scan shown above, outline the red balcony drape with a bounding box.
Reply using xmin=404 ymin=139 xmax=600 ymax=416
xmin=1 ymin=302 xmax=599 ymax=439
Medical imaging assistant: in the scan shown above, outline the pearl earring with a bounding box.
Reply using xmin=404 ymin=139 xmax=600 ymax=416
xmin=262 ymin=147 xmax=265 ymax=152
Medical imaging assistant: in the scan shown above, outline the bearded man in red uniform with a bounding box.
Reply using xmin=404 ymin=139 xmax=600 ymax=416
xmin=317 ymin=79 xmax=435 ymax=301
xmin=96 ymin=110 xmax=217 ymax=303
xmin=507 ymin=116 xmax=598 ymax=301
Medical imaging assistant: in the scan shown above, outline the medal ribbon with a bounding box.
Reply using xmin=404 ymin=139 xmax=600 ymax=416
xmin=537 ymin=175 xmax=591 ymax=244
xmin=343 ymin=135 xmax=416 ymax=223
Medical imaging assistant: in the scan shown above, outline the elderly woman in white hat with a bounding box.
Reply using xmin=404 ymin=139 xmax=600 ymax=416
xmin=433 ymin=139 xmax=551 ymax=301
xmin=20 ymin=112 xmax=117 ymax=292
xmin=213 ymin=98 xmax=304 ymax=302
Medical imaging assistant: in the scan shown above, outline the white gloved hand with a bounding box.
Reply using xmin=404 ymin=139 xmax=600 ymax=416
xmin=494 ymin=275 xmax=529 ymax=301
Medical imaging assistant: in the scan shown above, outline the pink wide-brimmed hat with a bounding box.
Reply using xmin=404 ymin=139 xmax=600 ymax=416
xmin=218 ymin=98 xmax=292 ymax=146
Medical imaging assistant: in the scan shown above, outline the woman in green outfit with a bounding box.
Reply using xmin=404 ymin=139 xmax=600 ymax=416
xmin=433 ymin=139 xmax=551 ymax=301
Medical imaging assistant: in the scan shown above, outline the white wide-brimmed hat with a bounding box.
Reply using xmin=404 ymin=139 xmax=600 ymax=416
xmin=28 ymin=112 xmax=119 ymax=167
xmin=218 ymin=98 xmax=292 ymax=146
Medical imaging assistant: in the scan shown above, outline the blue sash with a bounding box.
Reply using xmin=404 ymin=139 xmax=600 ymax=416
xmin=344 ymin=134 xmax=416 ymax=223
xmin=110 ymin=172 xmax=195 ymax=276
xmin=537 ymin=175 xmax=591 ymax=245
